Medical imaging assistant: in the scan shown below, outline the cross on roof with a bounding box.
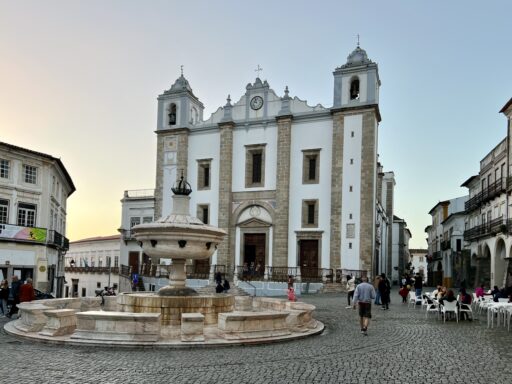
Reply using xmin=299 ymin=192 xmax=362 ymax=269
xmin=357 ymin=34 xmax=360 ymax=47
xmin=255 ymin=64 xmax=263 ymax=78
xmin=180 ymin=65 xmax=184 ymax=76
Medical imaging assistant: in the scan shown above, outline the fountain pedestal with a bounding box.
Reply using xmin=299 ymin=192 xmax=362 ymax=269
xmin=159 ymin=258 xmax=198 ymax=296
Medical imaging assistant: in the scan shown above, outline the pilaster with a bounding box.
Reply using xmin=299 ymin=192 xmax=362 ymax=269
xmin=274 ymin=116 xmax=292 ymax=267
xmin=217 ymin=122 xmax=234 ymax=268
xmin=329 ymin=112 xmax=344 ymax=269
xmin=359 ymin=111 xmax=377 ymax=274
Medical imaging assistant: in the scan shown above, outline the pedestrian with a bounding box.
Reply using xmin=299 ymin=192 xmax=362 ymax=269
xmin=346 ymin=275 xmax=356 ymax=309
xmin=287 ymin=275 xmax=294 ymax=289
xmin=0 ymin=279 xmax=9 ymax=317
xmin=414 ymin=273 xmax=423 ymax=305
xmin=6 ymin=275 xmax=21 ymax=318
xmin=287 ymin=286 xmax=296 ymax=302
xmin=215 ymin=281 xmax=224 ymax=293
xmin=378 ymin=273 xmax=391 ymax=310
xmin=352 ymin=276 xmax=376 ymax=335
xmin=373 ymin=275 xmax=382 ymax=305
xmin=19 ymin=278 xmax=35 ymax=303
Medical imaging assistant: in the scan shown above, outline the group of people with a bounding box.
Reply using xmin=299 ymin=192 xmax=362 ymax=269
xmin=214 ymin=272 xmax=230 ymax=293
xmin=346 ymin=273 xmax=392 ymax=335
xmin=0 ymin=276 xmax=35 ymax=319
xmin=346 ymin=273 xmax=391 ymax=311
xmin=398 ymin=273 xmax=424 ymax=304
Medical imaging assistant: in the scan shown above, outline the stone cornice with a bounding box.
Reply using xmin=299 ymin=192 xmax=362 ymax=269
xmin=331 ymin=104 xmax=381 ymax=123
xmin=275 ymin=114 xmax=293 ymax=121
xmin=154 ymin=127 xmax=190 ymax=135
xmin=217 ymin=121 xmax=235 ymax=129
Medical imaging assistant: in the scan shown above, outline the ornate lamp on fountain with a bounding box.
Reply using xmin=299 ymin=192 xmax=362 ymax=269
xmin=132 ymin=174 xmax=226 ymax=296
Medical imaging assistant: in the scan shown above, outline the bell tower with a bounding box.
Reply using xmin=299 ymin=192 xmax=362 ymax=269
xmin=156 ymin=71 xmax=204 ymax=130
xmin=330 ymin=45 xmax=382 ymax=275
xmin=332 ymin=45 xmax=380 ymax=109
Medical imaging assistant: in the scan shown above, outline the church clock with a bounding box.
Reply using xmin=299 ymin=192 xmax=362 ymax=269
xmin=250 ymin=96 xmax=264 ymax=110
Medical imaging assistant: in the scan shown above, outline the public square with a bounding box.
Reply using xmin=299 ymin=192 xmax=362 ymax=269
xmin=1 ymin=290 xmax=511 ymax=384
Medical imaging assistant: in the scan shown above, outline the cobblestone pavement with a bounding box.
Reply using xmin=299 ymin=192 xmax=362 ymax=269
xmin=1 ymin=292 xmax=511 ymax=384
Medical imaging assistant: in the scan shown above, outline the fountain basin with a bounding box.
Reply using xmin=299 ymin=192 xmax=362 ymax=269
xmin=118 ymin=292 xmax=234 ymax=326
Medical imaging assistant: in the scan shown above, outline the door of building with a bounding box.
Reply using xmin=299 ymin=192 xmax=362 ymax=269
xmin=129 ymin=252 xmax=139 ymax=275
xmin=299 ymin=240 xmax=319 ymax=279
xmin=243 ymin=233 xmax=265 ymax=276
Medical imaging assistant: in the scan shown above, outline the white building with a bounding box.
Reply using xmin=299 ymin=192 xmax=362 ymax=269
xmin=460 ymin=97 xmax=512 ymax=289
xmin=0 ymin=141 xmax=75 ymax=296
xmin=426 ymin=196 xmax=468 ymax=287
xmin=120 ymin=46 xmax=406 ymax=288
xmin=65 ymin=234 xmax=120 ymax=297
xmin=409 ymin=249 xmax=428 ymax=284
xmin=391 ymin=215 xmax=411 ymax=284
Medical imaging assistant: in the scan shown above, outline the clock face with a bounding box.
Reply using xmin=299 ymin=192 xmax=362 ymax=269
xmin=250 ymin=96 xmax=264 ymax=110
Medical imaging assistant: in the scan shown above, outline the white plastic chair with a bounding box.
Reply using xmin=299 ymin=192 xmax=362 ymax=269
xmin=459 ymin=302 xmax=473 ymax=321
xmin=408 ymin=291 xmax=417 ymax=308
xmin=440 ymin=300 xmax=458 ymax=323
xmin=425 ymin=297 xmax=439 ymax=319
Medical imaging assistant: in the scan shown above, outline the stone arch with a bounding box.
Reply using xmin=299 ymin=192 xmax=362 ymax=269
xmin=349 ymin=76 xmax=360 ymax=100
xmin=475 ymin=243 xmax=492 ymax=288
xmin=494 ymin=237 xmax=507 ymax=288
xmin=232 ymin=202 xmax=274 ymax=275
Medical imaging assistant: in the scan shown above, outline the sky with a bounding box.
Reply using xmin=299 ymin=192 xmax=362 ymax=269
xmin=1 ymin=0 xmax=511 ymax=248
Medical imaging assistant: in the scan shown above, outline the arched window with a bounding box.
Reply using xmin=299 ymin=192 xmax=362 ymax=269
xmin=168 ymin=103 xmax=177 ymax=125
xmin=350 ymin=78 xmax=360 ymax=100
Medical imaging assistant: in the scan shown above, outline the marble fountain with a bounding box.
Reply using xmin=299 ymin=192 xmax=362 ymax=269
xmin=4 ymin=177 xmax=323 ymax=347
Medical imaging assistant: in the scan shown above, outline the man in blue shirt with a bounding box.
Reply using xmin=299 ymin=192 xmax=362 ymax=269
xmin=352 ymin=276 xmax=376 ymax=335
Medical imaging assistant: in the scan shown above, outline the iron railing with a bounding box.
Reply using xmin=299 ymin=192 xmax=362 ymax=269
xmin=65 ymin=266 xmax=119 ymax=274
xmin=465 ymin=178 xmax=507 ymax=212
xmin=463 ymin=217 xmax=507 ymax=241
xmin=266 ymin=266 xmax=298 ymax=282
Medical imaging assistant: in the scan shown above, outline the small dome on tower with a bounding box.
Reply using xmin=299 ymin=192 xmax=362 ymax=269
xmin=345 ymin=46 xmax=371 ymax=66
xmin=164 ymin=75 xmax=193 ymax=95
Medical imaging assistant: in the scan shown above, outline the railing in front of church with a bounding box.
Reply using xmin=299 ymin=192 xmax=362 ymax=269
xmin=119 ymin=264 xmax=342 ymax=283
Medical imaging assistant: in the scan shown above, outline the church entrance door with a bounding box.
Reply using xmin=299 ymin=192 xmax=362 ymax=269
xmin=243 ymin=233 xmax=265 ymax=278
xmin=299 ymin=240 xmax=319 ymax=279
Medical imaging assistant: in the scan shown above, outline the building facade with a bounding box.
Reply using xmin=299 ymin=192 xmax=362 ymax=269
xmin=151 ymin=45 xmax=382 ymax=279
xmin=0 ymin=141 xmax=75 ymax=295
xmin=64 ymin=234 xmax=120 ymax=297
xmin=459 ymin=97 xmax=512 ymax=289
xmin=426 ymin=197 xmax=468 ymax=287
xmin=409 ymin=248 xmax=428 ymax=284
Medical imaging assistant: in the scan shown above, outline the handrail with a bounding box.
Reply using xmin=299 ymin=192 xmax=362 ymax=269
xmin=241 ymin=280 xmax=257 ymax=297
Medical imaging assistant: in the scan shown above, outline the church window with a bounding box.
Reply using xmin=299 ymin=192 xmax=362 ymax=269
xmin=143 ymin=216 xmax=153 ymax=223
xmin=350 ymin=78 xmax=360 ymax=100
xmin=351 ymin=131 xmax=354 ymax=137
xmin=197 ymin=204 xmax=209 ymax=224
xmin=349 ymin=185 xmax=353 ymax=192
xmin=302 ymin=199 xmax=318 ymax=228
xmin=197 ymin=159 xmax=212 ymax=190
xmin=168 ymin=103 xmax=177 ymax=125
xmin=245 ymin=144 xmax=266 ymax=188
xmin=350 ymin=158 xmax=354 ymax=165
xmin=302 ymin=149 xmax=320 ymax=184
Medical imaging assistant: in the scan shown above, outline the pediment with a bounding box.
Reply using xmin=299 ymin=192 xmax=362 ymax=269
xmin=238 ymin=218 xmax=271 ymax=228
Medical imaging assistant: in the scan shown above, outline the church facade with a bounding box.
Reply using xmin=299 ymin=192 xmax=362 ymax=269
xmin=150 ymin=46 xmax=383 ymax=278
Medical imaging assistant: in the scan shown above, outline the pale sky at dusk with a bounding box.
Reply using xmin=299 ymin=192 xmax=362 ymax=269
xmin=1 ymin=1 xmax=511 ymax=248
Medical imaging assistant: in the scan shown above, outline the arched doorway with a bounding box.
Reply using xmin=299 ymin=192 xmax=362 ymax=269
xmin=236 ymin=205 xmax=272 ymax=279
xmin=494 ymin=238 xmax=507 ymax=287
xmin=475 ymin=244 xmax=491 ymax=288
xmin=434 ymin=261 xmax=443 ymax=287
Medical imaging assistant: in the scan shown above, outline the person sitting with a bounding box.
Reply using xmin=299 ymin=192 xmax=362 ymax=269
xmin=439 ymin=289 xmax=456 ymax=306
xmin=223 ymin=279 xmax=230 ymax=292
xmin=215 ymin=282 xmax=224 ymax=294
xmin=459 ymin=288 xmax=472 ymax=321
xmin=491 ymin=285 xmax=501 ymax=302
xmin=475 ymin=284 xmax=485 ymax=298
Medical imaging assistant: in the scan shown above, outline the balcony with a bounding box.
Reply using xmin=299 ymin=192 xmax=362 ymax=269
xmin=440 ymin=240 xmax=451 ymax=251
xmin=432 ymin=251 xmax=442 ymax=261
xmin=65 ymin=266 xmax=119 ymax=274
xmin=120 ymin=229 xmax=137 ymax=243
xmin=463 ymin=217 xmax=507 ymax=242
xmin=0 ymin=224 xmax=69 ymax=250
xmin=465 ymin=178 xmax=506 ymax=212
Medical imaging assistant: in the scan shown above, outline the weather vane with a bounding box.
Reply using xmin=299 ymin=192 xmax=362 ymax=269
xmin=357 ymin=34 xmax=360 ymax=47
xmin=181 ymin=65 xmax=184 ymax=76
xmin=255 ymin=64 xmax=263 ymax=78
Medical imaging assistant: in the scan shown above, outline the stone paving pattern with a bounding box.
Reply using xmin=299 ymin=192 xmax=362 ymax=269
xmin=1 ymin=290 xmax=511 ymax=383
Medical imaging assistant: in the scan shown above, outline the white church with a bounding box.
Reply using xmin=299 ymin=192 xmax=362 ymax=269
xmin=120 ymin=45 xmax=396 ymax=284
